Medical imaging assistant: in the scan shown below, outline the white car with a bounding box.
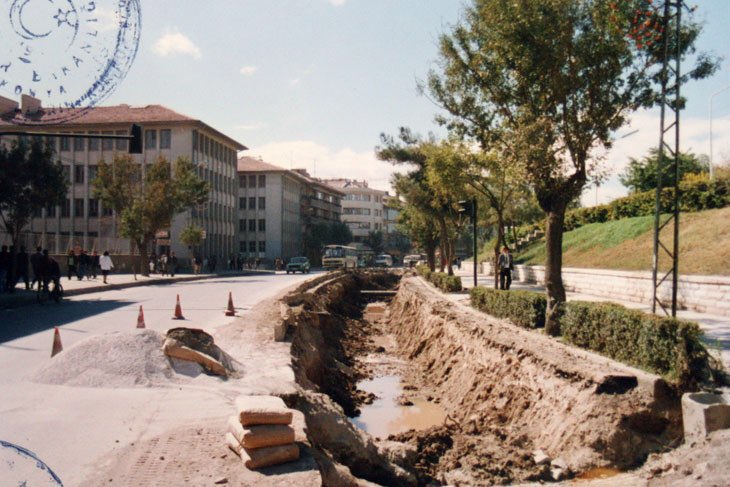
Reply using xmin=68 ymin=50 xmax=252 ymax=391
xmin=374 ymin=254 xmax=393 ymax=267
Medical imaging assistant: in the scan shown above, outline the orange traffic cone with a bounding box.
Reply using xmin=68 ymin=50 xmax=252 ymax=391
xmin=137 ymin=305 xmax=146 ymax=328
xmin=172 ymin=294 xmax=185 ymax=320
xmin=51 ymin=327 xmax=63 ymax=357
xmin=225 ymin=292 xmax=236 ymax=316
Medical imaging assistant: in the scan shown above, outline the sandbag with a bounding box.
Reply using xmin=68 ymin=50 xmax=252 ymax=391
xmin=227 ymin=416 xmax=295 ymax=449
xmin=236 ymin=395 xmax=292 ymax=426
xmin=226 ymin=433 xmax=300 ymax=469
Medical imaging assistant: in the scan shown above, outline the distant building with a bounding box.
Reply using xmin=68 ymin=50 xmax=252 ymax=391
xmin=383 ymin=195 xmax=401 ymax=234
xmin=322 ymin=179 xmax=388 ymax=243
xmin=0 ymin=96 xmax=246 ymax=260
xmin=237 ymin=157 xmax=344 ymax=263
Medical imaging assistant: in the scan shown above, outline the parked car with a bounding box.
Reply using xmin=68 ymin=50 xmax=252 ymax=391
xmin=404 ymin=254 xmax=424 ymax=268
xmin=374 ymin=254 xmax=393 ymax=268
xmin=286 ymin=256 xmax=311 ymax=274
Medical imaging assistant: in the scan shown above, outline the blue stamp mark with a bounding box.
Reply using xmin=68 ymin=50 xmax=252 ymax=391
xmin=0 ymin=0 xmax=141 ymax=124
xmin=1 ymin=440 xmax=64 ymax=486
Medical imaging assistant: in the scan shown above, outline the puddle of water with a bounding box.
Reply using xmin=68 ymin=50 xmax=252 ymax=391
xmin=575 ymin=467 xmax=622 ymax=480
xmin=351 ymin=375 xmax=447 ymax=438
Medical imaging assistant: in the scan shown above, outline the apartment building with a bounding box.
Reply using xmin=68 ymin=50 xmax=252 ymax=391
xmin=322 ymin=179 xmax=388 ymax=243
xmin=0 ymin=96 xmax=246 ymax=260
xmin=237 ymin=157 xmax=343 ymax=263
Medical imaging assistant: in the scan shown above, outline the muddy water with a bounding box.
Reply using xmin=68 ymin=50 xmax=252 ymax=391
xmin=351 ymin=303 xmax=447 ymax=438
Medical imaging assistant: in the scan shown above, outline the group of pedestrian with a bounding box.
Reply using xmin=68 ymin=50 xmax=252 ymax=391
xmin=148 ymin=252 xmax=179 ymax=277
xmin=65 ymin=248 xmax=101 ymax=281
xmin=0 ymin=245 xmax=30 ymax=293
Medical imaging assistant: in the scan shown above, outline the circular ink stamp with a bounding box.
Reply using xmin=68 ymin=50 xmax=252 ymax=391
xmin=0 ymin=440 xmax=63 ymax=486
xmin=0 ymin=0 xmax=141 ymax=124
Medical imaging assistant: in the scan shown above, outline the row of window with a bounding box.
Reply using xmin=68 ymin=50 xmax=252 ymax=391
xmin=37 ymin=198 xmax=113 ymax=218
xmin=346 ymin=221 xmax=371 ymax=230
xmin=238 ymin=197 xmax=266 ymax=210
xmin=239 ymin=219 xmax=266 ymax=232
xmin=239 ymin=174 xmax=267 ymax=188
xmin=239 ymin=241 xmax=266 ymax=253
xmin=54 ymin=129 xmax=171 ymax=152
xmin=193 ymin=130 xmax=237 ymax=165
xmin=343 ymin=207 xmax=371 ymax=216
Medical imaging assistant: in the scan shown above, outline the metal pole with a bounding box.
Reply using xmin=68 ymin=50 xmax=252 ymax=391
xmin=473 ymin=198 xmax=477 ymax=288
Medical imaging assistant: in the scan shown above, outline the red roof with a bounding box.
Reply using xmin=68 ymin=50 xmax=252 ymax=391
xmin=237 ymin=156 xmax=288 ymax=173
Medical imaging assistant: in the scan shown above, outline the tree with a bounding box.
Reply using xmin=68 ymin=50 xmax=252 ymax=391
xmin=94 ymin=154 xmax=209 ymax=276
xmin=426 ymin=0 xmax=717 ymax=333
xmin=620 ymin=148 xmax=709 ymax=192
xmin=364 ymin=230 xmax=384 ymax=254
xmin=180 ymin=223 xmax=205 ymax=263
xmin=0 ymin=138 xmax=67 ymax=246
xmin=302 ymin=221 xmax=353 ymax=265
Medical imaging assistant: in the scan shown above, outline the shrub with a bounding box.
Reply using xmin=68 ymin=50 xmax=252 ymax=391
xmin=561 ymin=301 xmax=711 ymax=386
xmin=429 ymin=272 xmax=462 ymax=292
xmin=469 ymin=286 xmax=546 ymax=328
xmin=415 ymin=264 xmax=432 ymax=281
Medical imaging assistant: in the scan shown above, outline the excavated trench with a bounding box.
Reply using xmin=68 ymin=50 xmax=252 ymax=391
xmin=285 ymin=271 xmax=684 ymax=486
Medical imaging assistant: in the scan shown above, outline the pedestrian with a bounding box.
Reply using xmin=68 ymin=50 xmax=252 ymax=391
xmin=66 ymin=249 xmax=76 ymax=281
xmin=30 ymin=246 xmax=43 ymax=290
xmin=498 ymin=246 xmax=513 ymax=290
xmin=15 ymin=246 xmax=29 ymax=290
xmin=160 ymin=253 xmax=168 ymax=276
xmin=40 ymin=250 xmax=61 ymax=294
xmin=0 ymin=245 xmax=10 ymax=293
xmin=254 ymin=257 xmax=260 ymax=270
xmin=90 ymin=250 xmax=100 ymax=279
xmin=77 ymin=249 xmax=88 ymax=280
xmin=193 ymin=254 xmax=202 ymax=275
xmin=99 ymin=251 xmax=114 ymax=284
xmin=170 ymin=252 xmax=178 ymax=277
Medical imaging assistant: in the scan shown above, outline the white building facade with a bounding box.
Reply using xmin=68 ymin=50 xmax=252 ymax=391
xmin=322 ymin=179 xmax=388 ymax=243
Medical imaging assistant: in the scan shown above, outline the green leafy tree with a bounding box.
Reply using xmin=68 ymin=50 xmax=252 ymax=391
xmin=0 ymin=138 xmax=67 ymax=246
xmin=302 ymin=221 xmax=353 ymax=265
xmin=620 ymin=148 xmax=709 ymax=193
xmin=364 ymin=230 xmax=384 ymax=255
xmin=426 ymin=0 xmax=717 ymax=333
xmin=94 ymin=154 xmax=209 ymax=276
xmin=180 ymin=223 xmax=205 ymax=264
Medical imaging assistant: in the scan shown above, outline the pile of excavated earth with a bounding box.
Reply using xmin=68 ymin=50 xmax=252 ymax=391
xmin=34 ymin=270 xmax=728 ymax=486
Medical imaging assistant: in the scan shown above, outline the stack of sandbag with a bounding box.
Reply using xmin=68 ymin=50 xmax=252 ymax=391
xmin=226 ymin=395 xmax=299 ymax=469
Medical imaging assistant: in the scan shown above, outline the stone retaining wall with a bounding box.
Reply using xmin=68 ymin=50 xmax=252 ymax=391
xmin=480 ymin=262 xmax=730 ymax=317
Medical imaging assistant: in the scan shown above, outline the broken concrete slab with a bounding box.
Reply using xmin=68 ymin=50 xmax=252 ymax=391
xmin=682 ymin=392 xmax=730 ymax=443
xmin=163 ymin=340 xmax=227 ymax=376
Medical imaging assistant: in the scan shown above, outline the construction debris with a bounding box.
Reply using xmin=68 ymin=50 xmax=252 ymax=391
xmin=162 ymin=327 xmax=229 ymax=376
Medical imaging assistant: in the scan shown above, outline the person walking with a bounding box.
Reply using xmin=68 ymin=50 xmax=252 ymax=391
xmin=0 ymin=245 xmax=10 ymax=293
xmin=15 ymin=246 xmax=29 ymax=290
xmin=77 ymin=249 xmax=88 ymax=280
xmin=90 ymin=250 xmax=100 ymax=279
xmin=99 ymin=251 xmax=114 ymax=284
xmin=160 ymin=253 xmax=168 ymax=276
xmin=498 ymin=246 xmax=513 ymax=290
xmin=66 ymin=250 xmax=76 ymax=281
xmin=30 ymin=246 xmax=43 ymax=290
xmin=170 ymin=252 xmax=178 ymax=277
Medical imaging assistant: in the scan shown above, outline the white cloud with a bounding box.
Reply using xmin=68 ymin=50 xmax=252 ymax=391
xmin=152 ymin=29 xmax=201 ymax=59
xmin=246 ymin=140 xmax=402 ymax=192
xmin=235 ymin=122 xmax=267 ymax=131
xmin=239 ymin=66 xmax=258 ymax=76
xmin=580 ymin=108 xmax=730 ymax=206
xmin=289 ymin=78 xmax=301 ymax=87
xmin=329 ymin=0 xmax=347 ymax=6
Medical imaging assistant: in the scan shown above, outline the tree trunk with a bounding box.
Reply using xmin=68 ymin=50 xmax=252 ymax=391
xmin=544 ymin=207 xmax=567 ymax=336
xmin=137 ymin=238 xmax=150 ymax=277
xmin=493 ymin=211 xmax=506 ymax=289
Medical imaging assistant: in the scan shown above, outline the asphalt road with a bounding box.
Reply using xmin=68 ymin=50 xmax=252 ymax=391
xmin=0 ymin=271 xmax=319 ymax=486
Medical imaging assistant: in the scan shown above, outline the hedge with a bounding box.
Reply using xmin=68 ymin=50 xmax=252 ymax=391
xmin=468 ymin=285 xmax=712 ymax=386
xmin=469 ymin=286 xmax=546 ymax=329
xmin=415 ymin=265 xmax=462 ymax=292
xmin=561 ymin=301 xmax=711 ymax=386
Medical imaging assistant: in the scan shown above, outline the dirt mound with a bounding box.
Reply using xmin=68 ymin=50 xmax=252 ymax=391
xmin=30 ymin=329 xmax=204 ymax=387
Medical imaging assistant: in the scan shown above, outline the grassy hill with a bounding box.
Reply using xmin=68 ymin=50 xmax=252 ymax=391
xmin=515 ymin=207 xmax=730 ymax=276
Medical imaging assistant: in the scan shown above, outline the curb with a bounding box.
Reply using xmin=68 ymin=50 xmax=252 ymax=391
xmin=0 ymin=270 xmax=275 ymax=309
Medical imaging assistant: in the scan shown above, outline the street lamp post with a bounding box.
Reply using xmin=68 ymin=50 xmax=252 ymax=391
xmin=710 ymin=85 xmax=730 ymax=179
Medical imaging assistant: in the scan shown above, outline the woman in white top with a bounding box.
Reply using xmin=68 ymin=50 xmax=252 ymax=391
xmin=100 ymin=251 xmax=114 ymax=284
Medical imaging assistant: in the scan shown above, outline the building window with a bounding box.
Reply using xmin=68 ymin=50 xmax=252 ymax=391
xmin=258 ymin=241 xmax=266 ymax=253
xmin=248 ymin=197 xmax=256 ymax=210
xmin=239 ymin=241 xmax=246 ymax=252
xmin=239 ymin=175 xmax=246 ymax=188
xmin=88 ymin=132 xmax=100 ymax=151
xmin=73 ymin=198 xmax=84 ymax=217
xmin=258 ymin=197 xmax=265 ymax=210
xmin=204 ymin=136 xmax=210 ymax=156
xmin=258 ymin=175 xmax=266 ymax=188
xmin=88 ymin=198 xmax=99 ymax=217
xmin=88 ymin=165 xmax=98 ymax=183
xmin=102 ymin=206 xmax=113 ymax=217
xmin=62 ymin=165 xmax=71 ymax=183
xmin=258 ymin=219 xmax=266 ymax=232
xmin=73 ymin=135 xmax=85 ymax=151
xmin=239 ymin=197 xmax=246 ymax=209
xmin=248 ymin=241 xmax=256 ymax=253
xmin=145 ymin=129 xmax=157 ymax=150
xmin=248 ymin=219 xmax=256 ymax=232
xmin=74 ymin=165 xmax=85 ymax=184
xmin=192 ymin=130 xmax=198 ymax=151
xmin=60 ymin=136 xmax=70 ymax=152
xmin=102 ymin=131 xmax=114 ymax=151
xmin=239 ymin=219 xmax=246 ymax=232
xmin=159 ymin=129 xmax=171 ymax=149
xmin=248 ymin=175 xmax=256 ymax=187
xmin=115 ymin=130 xmax=127 ymax=151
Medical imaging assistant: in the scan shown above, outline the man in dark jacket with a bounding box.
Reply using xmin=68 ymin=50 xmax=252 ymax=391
xmin=15 ymin=246 xmax=29 ymax=290
xmin=0 ymin=245 xmax=9 ymax=293
xmin=30 ymin=247 xmax=43 ymax=290
xmin=498 ymin=246 xmax=514 ymax=290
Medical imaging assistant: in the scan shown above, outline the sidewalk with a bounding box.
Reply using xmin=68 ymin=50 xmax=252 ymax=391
xmin=0 ymin=269 xmax=275 ymax=309
xmin=451 ymin=267 xmax=730 ymax=371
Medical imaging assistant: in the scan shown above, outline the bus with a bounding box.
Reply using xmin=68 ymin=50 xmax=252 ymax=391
xmin=322 ymin=245 xmax=358 ymax=269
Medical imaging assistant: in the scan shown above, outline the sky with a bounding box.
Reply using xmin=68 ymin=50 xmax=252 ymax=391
xmin=3 ymin=0 xmax=730 ymax=206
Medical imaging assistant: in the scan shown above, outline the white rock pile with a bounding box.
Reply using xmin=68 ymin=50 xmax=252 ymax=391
xmin=226 ymin=395 xmax=299 ymax=470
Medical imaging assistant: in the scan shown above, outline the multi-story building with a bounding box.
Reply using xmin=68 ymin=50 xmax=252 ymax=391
xmin=322 ymin=179 xmax=388 ymax=243
xmin=383 ymin=195 xmax=401 ymax=234
xmin=0 ymin=96 xmax=246 ymax=260
xmin=237 ymin=157 xmax=343 ymax=263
